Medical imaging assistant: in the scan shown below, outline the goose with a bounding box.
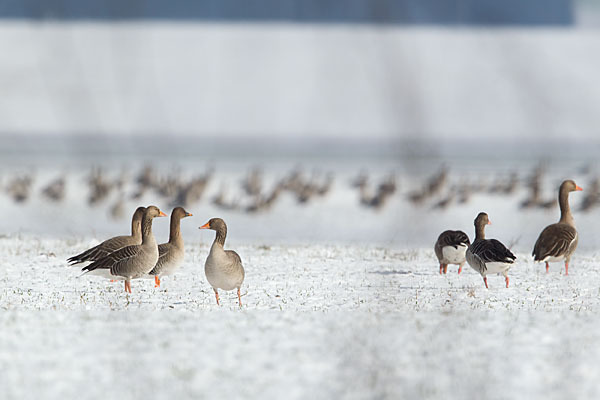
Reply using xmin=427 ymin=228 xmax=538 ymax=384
xmin=434 ymin=230 xmax=470 ymax=274
xmin=466 ymin=212 xmax=516 ymax=288
xmin=148 ymin=207 xmax=193 ymax=287
xmin=41 ymin=175 xmax=66 ymax=202
xmin=68 ymin=207 xmax=146 ymax=265
xmin=200 ymin=218 xmax=245 ymax=306
xmin=81 ymin=206 xmax=166 ymax=293
xmin=532 ymin=180 xmax=582 ymax=275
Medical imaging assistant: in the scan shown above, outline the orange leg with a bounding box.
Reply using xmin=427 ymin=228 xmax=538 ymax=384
xmin=124 ymin=280 xmax=132 ymax=293
xmin=483 ymin=276 xmax=489 ymax=289
xmin=545 ymin=262 xmax=549 ymax=273
xmin=439 ymin=264 xmax=443 ymax=274
xmin=458 ymin=264 xmax=463 ymax=274
xmin=154 ymin=275 xmax=161 ymax=288
xmin=565 ymin=262 xmax=569 ymax=276
xmin=443 ymin=265 xmax=448 ymax=274
xmin=214 ymin=289 xmax=220 ymax=305
xmin=505 ymin=276 xmax=510 ymax=288
xmin=237 ymin=287 xmax=242 ymax=307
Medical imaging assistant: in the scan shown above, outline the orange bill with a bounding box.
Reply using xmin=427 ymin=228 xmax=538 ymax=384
xmin=576 ymin=186 xmax=583 ymax=191
xmin=159 ymin=210 xmax=167 ymax=217
xmin=199 ymin=222 xmax=210 ymax=229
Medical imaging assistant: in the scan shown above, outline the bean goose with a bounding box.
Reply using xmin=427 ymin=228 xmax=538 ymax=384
xmin=466 ymin=212 xmax=516 ymax=288
xmin=148 ymin=207 xmax=193 ymax=287
xmin=200 ymin=218 xmax=245 ymax=306
xmin=434 ymin=230 xmax=470 ymax=274
xmin=68 ymin=207 xmax=146 ymax=265
xmin=532 ymin=180 xmax=582 ymax=275
xmin=81 ymin=206 xmax=167 ymax=293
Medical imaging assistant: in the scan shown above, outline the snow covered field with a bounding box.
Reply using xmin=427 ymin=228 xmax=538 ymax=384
xmin=2 ymin=141 xmax=600 ymax=398
xmin=1 ymin=234 xmax=600 ymax=399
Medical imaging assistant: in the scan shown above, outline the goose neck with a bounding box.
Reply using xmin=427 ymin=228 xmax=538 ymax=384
xmin=141 ymin=216 xmax=155 ymax=244
xmin=558 ymin=189 xmax=574 ymax=226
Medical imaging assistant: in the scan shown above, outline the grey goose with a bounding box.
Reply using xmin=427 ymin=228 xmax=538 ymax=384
xmin=532 ymin=180 xmax=582 ymax=275
xmin=148 ymin=207 xmax=192 ymax=287
xmin=200 ymin=218 xmax=245 ymax=306
xmin=81 ymin=206 xmax=166 ymax=293
xmin=466 ymin=212 xmax=516 ymax=288
xmin=68 ymin=206 xmax=146 ymax=265
xmin=434 ymin=230 xmax=470 ymax=274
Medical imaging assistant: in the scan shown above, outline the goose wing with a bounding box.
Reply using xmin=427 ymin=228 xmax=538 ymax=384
xmin=68 ymin=235 xmax=132 ymax=265
xmin=438 ymin=230 xmax=470 ymax=248
xmin=532 ymin=223 xmax=577 ymax=261
xmin=81 ymin=244 xmax=142 ymax=275
xmin=472 ymin=239 xmax=516 ymax=263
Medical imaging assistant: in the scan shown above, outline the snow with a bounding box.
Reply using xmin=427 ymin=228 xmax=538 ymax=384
xmin=2 ymin=132 xmax=600 ymax=397
xmin=1 ymin=234 xmax=600 ymax=399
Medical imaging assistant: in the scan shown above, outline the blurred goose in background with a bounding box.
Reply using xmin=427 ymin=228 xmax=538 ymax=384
xmin=434 ymin=230 xmax=470 ymax=274
xmin=81 ymin=206 xmax=166 ymax=293
xmin=200 ymin=218 xmax=245 ymax=306
xmin=245 ymin=181 xmax=285 ymax=213
xmin=132 ymin=165 xmax=157 ymax=199
xmin=242 ymin=167 xmax=263 ymax=196
xmin=6 ymin=174 xmax=34 ymax=203
xmin=171 ymin=169 xmax=213 ymax=207
xmin=87 ymin=167 xmax=114 ymax=206
xmin=68 ymin=207 xmax=146 ymax=265
xmin=148 ymin=207 xmax=192 ymax=287
xmin=580 ymin=177 xmax=599 ymax=212
xmin=41 ymin=175 xmax=66 ymax=202
xmin=109 ymin=195 xmax=126 ymax=220
xmin=262 ymin=182 xmax=283 ymax=210
xmin=317 ymin=172 xmax=334 ymax=196
xmin=425 ymin=167 xmax=448 ymax=197
xmin=212 ymin=182 xmax=240 ymax=211
xmin=156 ymin=171 xmax=183 ymax=199
xmin=432 ymin=188 xmax=454 ymax=210
xmin=466 ymin=212 xmax=516 ymax=288
xmin=520 ymin=166 xmax=544 ymax=208
xmin=456 ymin=181 xmax=472 ymax=204
xmin=532 ymin=180 xmax=582 ymax=275
xmin=502 ymin=172 xmax=519 ymax=195
xmin=407 ymin=168 xmax=446 ymax=206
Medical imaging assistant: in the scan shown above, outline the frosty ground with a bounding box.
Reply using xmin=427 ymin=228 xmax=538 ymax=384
xmin=1 ymin=236 xmax=599 ymax=399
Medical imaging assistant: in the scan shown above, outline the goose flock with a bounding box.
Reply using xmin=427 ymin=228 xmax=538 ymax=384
xmin=70 ymin=206 xmax=244 ymax=305
xmin=435 ymin=179 xmax=582 ymax=288
xmin=67 ymin=179 xmax=582 ymax=306
xmin=0 ymin=165 xmax=400 ymax=220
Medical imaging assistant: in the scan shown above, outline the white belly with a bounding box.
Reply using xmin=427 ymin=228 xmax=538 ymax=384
xmin=542 ymin=255 xmax=565 ymax=263
xmin=86 ymin=269 xmax=125 ymax=280
xmin=483 ymin=261 xmax=512 ymax=275
xmin=441 ymin=245 xmax=467 ymax=264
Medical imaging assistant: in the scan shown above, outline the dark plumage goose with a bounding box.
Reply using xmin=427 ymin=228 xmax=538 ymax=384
xmin=466 ymin=212 xmax=516 ymax=288
xmin=200 ymin=218 xmax=245 ymax=306
xmin=532 ymin=180 xmax=582 ymax=275
xmin=81 ymin=206 xmax=167 ymax=293
xmin=68 ymin=207 xmax=146 ymax=265
xmin=148 ymin=207 xmax=192 ymax=287
xmin=434 ymin=230 xmax=470 ymax=274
